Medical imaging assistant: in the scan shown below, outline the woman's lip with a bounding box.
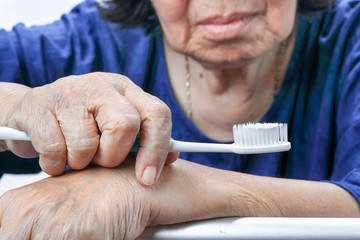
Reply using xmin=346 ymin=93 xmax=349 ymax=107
xmin=198 ymin=13 xmax=257 ymax=41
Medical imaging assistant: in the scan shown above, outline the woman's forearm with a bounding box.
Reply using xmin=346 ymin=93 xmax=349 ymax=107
xmin=152 ymin=159 xmax=360 ymax=226
xmin=229 ymin=173 xmax=360 ymax=217
xmin=172 ymin=161 xmax=360 ymax=219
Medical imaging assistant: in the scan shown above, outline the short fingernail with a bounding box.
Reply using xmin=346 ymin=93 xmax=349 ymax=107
xmin=142 ymin=166 xmax=158 ymax=185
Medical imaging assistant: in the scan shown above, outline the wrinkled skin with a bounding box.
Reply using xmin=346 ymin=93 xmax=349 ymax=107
xmin=1 ymin=158 xmax=359 ymax=239
xmin=151 ymin=0 xmax=297 ymax=69
xmin=0 ymin=159 xmax=234 ymax=240
xmin=0 ymin=163 xmax=148 ymax=239
xmin=1 ymin=72 xmax=178 ymax=185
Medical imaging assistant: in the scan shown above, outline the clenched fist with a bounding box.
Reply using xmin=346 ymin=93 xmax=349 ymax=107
xmin=0 ymin=72 xmax=179 ymax=185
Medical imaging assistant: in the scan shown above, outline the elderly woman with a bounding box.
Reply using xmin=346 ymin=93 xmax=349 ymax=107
xmin=0 ymin=0 xmax=360 ymax=238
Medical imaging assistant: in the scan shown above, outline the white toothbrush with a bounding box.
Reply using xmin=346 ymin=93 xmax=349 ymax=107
xmin=170 ymin=123 xmax=290 ymax=154
xmin=0 ymin=123 xmax=291 ymax=154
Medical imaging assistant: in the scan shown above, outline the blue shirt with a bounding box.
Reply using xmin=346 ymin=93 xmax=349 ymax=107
xmin=1 ymin=0 xmax=360 ymax=204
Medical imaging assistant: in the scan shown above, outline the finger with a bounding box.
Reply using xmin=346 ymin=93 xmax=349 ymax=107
xmin=30 ymin=114 xmax=67 ymax=176
xmin=6 ymin=114 xmax=39 ymax=158
xmin=135 ymin=151 xmax=178 ymax=186
xmin=88 ymin=72 xmax=173 ymax=184
xmin=165 ymin=151 xmax=179 ymax=165
xmin=56 ymin=104 xmax=99 ymax=170
xmin=165 ymin=138 xmax=179 ymax=165
xmin=125 ymin=90 xmax=172 ymax=185
xmin=7 ymin=88 xmax=67 ymax=175
xmin=5 ymin=138 xmax=38 ymax=158
xmin=92 ymin=93 xmax=140 ymax=167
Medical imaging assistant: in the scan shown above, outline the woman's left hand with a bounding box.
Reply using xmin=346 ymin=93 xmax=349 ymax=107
xmin=0 ymin=164 xmax=149 ymax=239
xmin=0 ymin=158 xmax=235 ymax=239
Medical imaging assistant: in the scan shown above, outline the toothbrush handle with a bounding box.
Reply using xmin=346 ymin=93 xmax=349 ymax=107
xmin=169 ymin=139 xmax=233 ymax=153
xmin=0 ymin=127 xmax=232 ymax=153
xmin=130 ymin=138 xmax=233 ymax=153
xmin=0 ymin=126 xmax=31 ymax=141
xmin=0 ymin=127 xmax=145 ymax=151
xmin=0 ymin=127 xmax=250 ymax=154
xmin=130 ymin=138 xmax=232 ymax=153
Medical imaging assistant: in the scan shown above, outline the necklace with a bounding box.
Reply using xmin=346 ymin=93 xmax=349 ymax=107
xmin=184 ymin=55 xmax=192 ymax=119
xmin=273 ymin=38 xmax=289 ymax=99
xmin=184 ymin=37 xmax=290 ymax=119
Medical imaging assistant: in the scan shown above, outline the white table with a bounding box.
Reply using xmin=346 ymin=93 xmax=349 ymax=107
xmin=139 ymin=217 xmax=360 ymax=240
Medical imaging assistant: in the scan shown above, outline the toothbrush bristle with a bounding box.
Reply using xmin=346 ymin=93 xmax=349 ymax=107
xmin=233 ymin=123 xmax=288 ymax=146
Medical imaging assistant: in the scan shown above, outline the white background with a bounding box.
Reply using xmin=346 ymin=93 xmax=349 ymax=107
xmin=0 ymin=0 xmax=83 ymax=30
xmin=0 ymin=0 xmax=83 ymax=195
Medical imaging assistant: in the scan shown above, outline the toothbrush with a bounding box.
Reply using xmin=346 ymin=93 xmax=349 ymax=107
xmin=0 ymin=123 xmax=291 ymax=154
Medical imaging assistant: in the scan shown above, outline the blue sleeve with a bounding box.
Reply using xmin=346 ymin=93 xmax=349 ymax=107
xmin=326 ymin=2 xmax=360 ymax=203
xmin=0 ymin=0 xmax=123 ymax=87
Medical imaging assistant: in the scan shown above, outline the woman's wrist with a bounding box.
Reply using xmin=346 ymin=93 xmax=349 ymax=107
xmin=225 ymin=172 xmax=284 ymax=217
xmin=147 ymin=159 xmax=270 ymax=225
xmin=150 ymin=159 xmax=321 ymax=222
xmin=184 ymin=164 xmax=284 ymax=218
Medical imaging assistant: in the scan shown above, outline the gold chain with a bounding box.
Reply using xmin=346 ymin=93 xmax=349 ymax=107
xmin=273 ymin=39 xmax=289 ymax=99
xmin=184 ymin=56 xmax=192 ymax=119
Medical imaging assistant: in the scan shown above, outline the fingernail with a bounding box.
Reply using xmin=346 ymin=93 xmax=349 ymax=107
xmin=142 ymin=166 xmax=158 ymax=185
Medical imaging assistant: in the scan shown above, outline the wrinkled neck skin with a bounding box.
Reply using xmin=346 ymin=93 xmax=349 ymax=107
xmin=164 ymin=32 xmax=295 ymax=141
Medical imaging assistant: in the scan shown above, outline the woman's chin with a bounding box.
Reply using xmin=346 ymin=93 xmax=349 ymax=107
xmin=192 ymin=53 xmax=258 ymax=70
xmin=187 ymin=38 xmax=273 ymax=70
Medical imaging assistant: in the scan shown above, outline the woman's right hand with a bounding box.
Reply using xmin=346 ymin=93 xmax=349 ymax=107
xmin=1 ymin=72 xmax=178 ymax=185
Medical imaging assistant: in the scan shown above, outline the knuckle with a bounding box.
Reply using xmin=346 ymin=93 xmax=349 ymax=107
xmin=114 ymin=73 xmax=132 ymax=85
xmin=51 ymin=76 xmax=77 ymax=95
xmin=51 ymin=75 xmax=95 ymax=104
xmin=69 ymin=136 xmax=99 ymax=153
xmin=67 ymin=137 xmax=99 ymax=169
xmin=54 ymin=75 xmax=80 ymax=85
xmin=148 ymin=142 xmax=170 ymax=155
xmin=89 ymin=72 xmax=131 ymax=89
xmin=83 ymin=72 xmax=108 ymax=86
xmin=37 ymin=140 xmax=67 ymax=157
xmin=20 ymin=86 xmax=50 ymax=108
xmin=122 ymin=116 xmax=141 ymax=132
xmin=38 ymin=141 xmax=67 ymax=172
xmin=146 ymin=99 xmax=171 ymax=119
xmin=106 ymin=118 xmax=140 ymax=138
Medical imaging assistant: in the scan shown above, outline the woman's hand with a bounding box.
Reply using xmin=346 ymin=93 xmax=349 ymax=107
xmin=0 ymin=159 xmax=235 ymax=239
xmin=0 ymin=162 xmax=150 ymax=239
xmin=1 ymin=72 xmax=178 ymax=185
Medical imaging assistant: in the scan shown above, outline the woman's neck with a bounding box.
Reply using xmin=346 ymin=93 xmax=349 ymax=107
xmin=163 ymin=35 xmax=295 ymax=141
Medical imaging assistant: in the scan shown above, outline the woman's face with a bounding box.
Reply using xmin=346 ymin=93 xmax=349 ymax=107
xmin=151 ymin=0 xmax=297 ymax=69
